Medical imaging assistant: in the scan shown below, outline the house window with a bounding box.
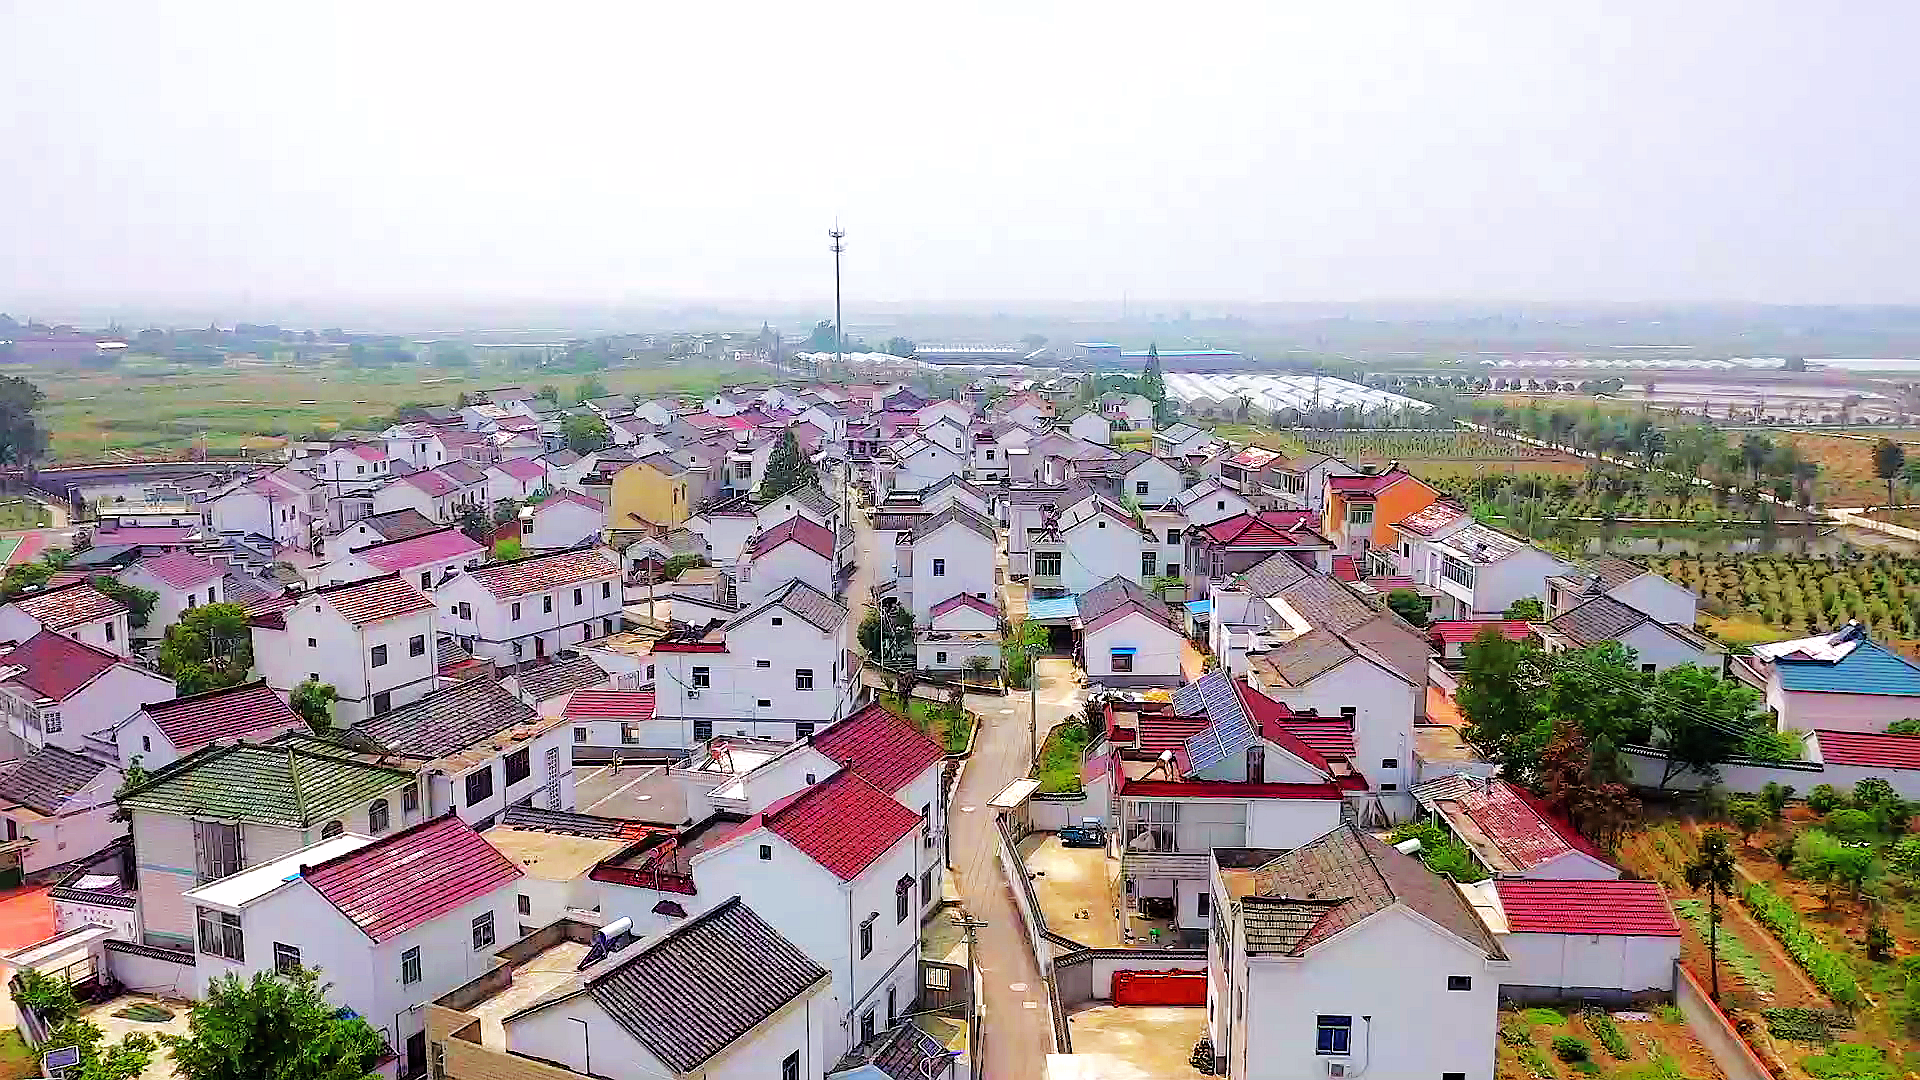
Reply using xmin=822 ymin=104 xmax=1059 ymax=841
xmin=756 ymin=659 xmax=771 ymax=669
xmin=621 ymin=724 xmax=639 ymax=744
xmin=861 ymin=1009 xmax=876 ymax=1044
xmin=373 ymin=691 xmax=391 ymax=714
xmin=897 ymin=875 xmax=913 ymax=923
xmin=860 ymin=915 xmax=875 ymax=958
xmin=1642 ymin=663 xmax=1657 ymax=673
xmin=1141 ymin=551 xmax=1156 ymax=577
xmin=543 ymin=595 xmax=553 ymax=614
xmin=694 ymin=720 xmax=713 ymax=741
xmin=322 ymin=820 xmax=344 ymax=838
xmin=602 ymin=582 xmax=612 ymax=599
xmin=889 ymin=986 xmax=898 ymax=1024
xmin=1444 ymin=1075 xmax=1466 ymax=1080
xmin=574 ymin=727 xmax=589 ymax=743
xmin=197 ymin=907 xmax=244 ymax=961
xmin=1447 ymin=975 xmax=1472 ymax=991
xmin=273 ymin=942 xmax=301 ymax=975
xmin=422 ymin=572 xmax=433 ymax=589
xmin=692 ymin=667 xmax=711 ymax=688
xmin=1348 ymin=504 xmax=1374 ymax=526
xmin=759 ymin=844 xmax=772 ymax=861
xmin=573 ymin=587 xmax=583 ymax=605
xmin=511 ymin=602 xmax=522 ymax=620
xmin=471 ymin=911 xmax=496 ymax=951
xmin=1246 ymin=743 xmax=1265 ymax=778
xmin=105 ymin=623 xmax=114 ymax=642
xmin=932 ymin=558 xmax=946 ymax=577
xmin=42 ymin=710 xmax=59 ymax=733
xmin=936 ymin=651 xmax=948 ymax=665
xmin=307 ymin=637 xmax=318 ymax=648
xmin=1316 ymin=1015 xmax=1352 ymax=1055
xmin=922 ymin=868 xmax=934 ymax=904
xmin=193 ymin=821 xmax=243 ymax=883
xmin=505 ymin=748 xmax=531 ymax=786
xmin=1135 ymin=480 xmax=1149 ymax=496
xmin=517 ymin=894 xmax=531 ymax=915
xmin=1166 ymin=528 xmax=1181 ymax=544
xmin=368 ymin=799 xmax=389 ymax=833
xmin=1110 ymin=650 xmax=1133 ymax=673
xmin=370 ymin=644 xmax=388 ymax=668
xmin=458 ymin=602 xmax=472 ymax=620
xmin=796 ymin=669 xmax=814 ymax=690
xmin=757 ymin=698 xmax=772 ymax=708
xmin=410 ymin=634 xmax=426 ymax=657
xmin=784 ymin=1052 xmax=800 ymax=1080
xmin=925 ymin=966 xmax=950 ymax=991
xmin=402 ymin=946 xmax=422 ymax=985
xmin=466 ymin=766 xmax=495 ymax=806
xmin=1128 ymin=801 xmax=1176 ymax=852
xmin=795 ymin=722 xmax=814 ymax=738
xmin=142 ymin=736 xmax=150 ymax=753
xmin=1441 ymin=555 xmax=1476 ymax=590
xmin=1034 ymin=551 xmax=1062 ymax=577
xmin=1341 ymin=706 xmax=1357 ymax=722
xmin=403 ymin=785 xmax=419 ymax=814
xmin=602 ymin=617 xmax=613 ymax=636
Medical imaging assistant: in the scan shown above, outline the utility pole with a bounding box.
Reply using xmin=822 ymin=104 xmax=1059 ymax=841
xmin=829 ymin=224 xmax=847 ymax=373
xmin=1027 ymin=643 xmax=1041 ymax=768
xmin=948 ymin=911 xmax=988 ymax=1066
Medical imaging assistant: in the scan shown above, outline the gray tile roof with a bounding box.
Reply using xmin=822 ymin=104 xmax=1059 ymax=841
xmin=584 ymin=897 xmax=828 ymax=1073
xmin=1079 ymin=576 xmax=1170 ymax=626
xmin=513 ymin=654 xmax=614 ymax=703
xmin=729 ymin=578 xmax=847 ymax=633
xmin=1545 ymin=594 xmax=1650 ymax=646
xmin=1590 ymin=555 xmax=1645 ymax=589
xmin=0 ymin=745 xmax=109 ymax=816
xmin=1437 ymin=522 xmax=1528 ymax=564
xmin=1229 ymin=552 xmax=1312 ymax=598
xmin=1276 ymin=574 xmax=1374 ymax=633
xmin=350 ymin=677 xmax=539 ymax=761
xmin=357 ymin=509 xmax=441 ymax=543
xmin=915 ymin=505 xmax=997 ymax=544
xmin=220 ymin=573 xmax=277 ymax=609
xmin=1002 ymin=483 xmax=1091 ymax=507
xmin=1251 ymin=629 xmax=1355 ymax=688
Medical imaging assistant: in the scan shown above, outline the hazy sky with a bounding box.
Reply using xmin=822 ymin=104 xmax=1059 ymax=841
xmin=4 ymin=2 xmax=1918 ymax=312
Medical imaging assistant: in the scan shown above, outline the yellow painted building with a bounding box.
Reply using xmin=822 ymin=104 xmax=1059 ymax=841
xmin=609 ymin=457 xmax=691 ymax=531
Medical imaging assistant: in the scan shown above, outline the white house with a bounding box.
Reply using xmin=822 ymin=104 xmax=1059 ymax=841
xmin=1034 ymin=498 xmax=1147 ymax=595
xmin=525 ymin=491 xmax=606 ymax=551
xmin=1534 ymin=595 xmax=1724 ymax=674
xmin=437 ymin=548 xmax=624 ymax=665
xmin=1071 ymin=451 xmax=1184 ymax=507
xmin=0 ymin=631 xmax=174 ymax=758
xmin=1003 ymin=484 xmax=1089 ymax=578
xmin=1207 ymin=823 xmax=1505 ymax=1080
xmin=1175 ymin=480 xmax=1253 ymax=530
xmin=1414 ymin=774 xmax=1621 ymax=881
xmin=181 ymin=814 xmax=521 ymax=1077
xmin=1733 ymin=623 xmax=1920 ymax=733
xmin=0 ymin=745 xmax=122 ymax=878
xmin=1425 ymin=523 xmax=1579 ymax=620
xmin=1245 ymin=629 xmax=1420 ymax=821
xmin=1152 ymin=423 xmax=1214 ymax=458
xmin=916 ymin=475 xmax=995 ymax=521
xmin=318 ymin=527 xmax=488 ymax=591
xmin=685 ymin=501 xmax=763 ymax=567
xmin=381 ymin=423 xmax=452 ymax=469
xmin=736 ymin=516 xmax=836 ymax=607
xmin=112 ymin=680 xmax=304 ymax=770
xmin=918 ymin=595 xmax=1000 ymax=674
xmin=371 ymin=469 xmax=465 ymax=524
xmin=117 ymin=740 xmax=421 ymax=949
xmin=1471 ymin=878 xmax=1681 ymax=1000
xmin=116 ymin=551 xmax=222 ymax=645
xmin=914 ymin=399 xmax=973 ymax=432
xmin=1103 ymin=393 xmax=1153 ymax=430
xmin=882 ymin=437 xmax=968 ymax=496
xmin=334 ymin=508 xmax=441 ymax=552
xmin=207 ymin=469 xmax=323 ymax=552
xmin=649 ymin=579 xmax=856 ymax=743
xmin=432 ymin=899 xmax=834 ymax=1080
xmin=1066 ymin=410 xmax=1112 ymax=445
xmin=898 ymin=506 xmax=997 ymax=627
xmin=1080 ymin=578 xmax=1186 ymax=688
xmin=1547 ymin=555 xmax=1698 ymax=628
xmin=0 ymin=583 xmax=132 ymax=658
xmin=306 ymin=443 xmax=391 ymax=490
xmin=486 ymin=457 xmax=550 ymax=503
xmin=347 ymin=676 xmax=575 ymax=827
xmin=248 ymin=574 xmax=439 ymax=721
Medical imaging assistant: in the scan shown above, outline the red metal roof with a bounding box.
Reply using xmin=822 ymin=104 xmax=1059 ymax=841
xmin=360 ymin=529 xmax=485 ymax=573
xmin=564 ymin=689 xmax=656 ymax=723
xmin=1272 ymin=718 xmax=1356 ymax=759
xmin=1134 ymin=710 xmax=1211 ymax=753
xmin=132 ymin=550 xmax=221 ymax=591
xmin=142 ymin=680 xmax=303 ymax=752
xmin=1814 ymin=729 xmax=1920 ymax=770
xmin=929 ymin=594 xmax=997 ymax=620
xmin=1428 ymin=620 xmax=1533 ymax=645
xmin=1199 ymin=512 xmax=1328 ymax=548
xmin=1331 ymin=555 xmax=1357 ymax=582
xmin=1119 ymin=777 xmax=1344 ymax=800
xmin=1457 ymin=780 xmax=1612 ymax=871
xmin=762 ymin=769 xmax=920 ymax=880
xmin=811 ymin=702 xmax=945 ymax=793
xmin=1328 ymin=470 xmax=1412 ymax=495
xmin=313 ymin=575 xmax=436 ymax=625
xmin=0 ymin=631 xmax=120 ymax=701
xmin=403 ymin=470 xmax=459 ymax=497
xmin=465 ymin=549 xmax=619 ymax=599
xmin=752 ymin=516 xmax=835 ymax=561
xmin=9 ymin=582 xmax=127 ymax=630
xmin=1494 ymin=879 xmax=1680 ymax=937
xmin=301 ymin=814 xmax=522 ymax=943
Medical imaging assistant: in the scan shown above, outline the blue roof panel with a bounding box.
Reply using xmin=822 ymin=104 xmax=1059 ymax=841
xmin=1026 ymin=596 xmax=1080 ymax=623
xmin=1776 ymin=640 xmax=1920 ymax=696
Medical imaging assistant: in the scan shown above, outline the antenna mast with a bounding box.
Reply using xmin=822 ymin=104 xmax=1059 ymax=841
xmin=829 ymin=224 xmax=847 ymax=374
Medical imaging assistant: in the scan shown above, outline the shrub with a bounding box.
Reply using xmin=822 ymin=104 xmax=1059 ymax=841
xmin=1891 ymin=834 xmax=1920 ymax=879
xmin=1759 ymin=781 xmax=1795 ymax=821
xmin=1773 ymin=829 xmax=1799 ymax=870
xmin=1422 ymin=839 xmax=1490 ymax=883
xmin=1517 ymin=1046 xmax=1554 ymax=1079
xmin=1499 ymin=1023 xmax=1533 ymax=1047
xmin=1741 ymin=880 xmax=1865 ymax=1007
xmin=1802 ymin=1043 xmax=1895 ymax=1080
xmin=12 ymin=968 xmax=78 ymax=1026
xmin=1551 ymin=1035 xmax=1591 ymax=1063
xmin=1889 ymin=718 xmax=1920 ymax=735
xmin=1521 ymin=1007 xmax=1566 ymax=1028
xmin=1807 ymin=783 xmax=1847 ymax=815
xmin=1583 ymin=1008 xmax=1631 ymax=1060
xmin=1762 ymin=1006 xmax=1854 ymax=1042
xmin=1824 ymin=807 xmax=1878 ymax=839
xmin=1571 ymin=1061 xmax=1602 ymax=1076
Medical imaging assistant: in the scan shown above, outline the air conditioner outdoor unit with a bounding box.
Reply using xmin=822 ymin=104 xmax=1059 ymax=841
xmin=686 ymin=688 xmax=701 ymax=698
xmin=1325 ymin=1062 xmax=1350 ymax=1078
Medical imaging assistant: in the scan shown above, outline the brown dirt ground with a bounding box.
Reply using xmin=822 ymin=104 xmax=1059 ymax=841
xmin=1495 ymin=1007 xmax=1724 ymax=1080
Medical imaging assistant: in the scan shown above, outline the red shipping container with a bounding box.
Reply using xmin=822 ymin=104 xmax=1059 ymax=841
xmin=1111 ymin=969 xmax=1207 ymax=1006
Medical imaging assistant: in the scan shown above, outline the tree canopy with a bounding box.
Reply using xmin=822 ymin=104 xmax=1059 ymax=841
xmin=291 ymin=679 xmax=337 ymax=733
xmin=562 ymin=414 xmax=611 ymax=454
xmin=574 ymin=375 xmax=609 ymax=403
xmin=166 ymin=969 xmax=386 ymax=1080
xmin=759 ymin=428 xmax=817 ymax=502
xmin=0 ymin=374 xmax=49 ymax=466
xmin=158 ymin=603 xmax=254 ymax=695
xmin=92 ymin=575 xmax=159 ymax=628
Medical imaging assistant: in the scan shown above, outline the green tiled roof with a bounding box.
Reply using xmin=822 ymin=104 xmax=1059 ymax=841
xmin=117 ymin=741 xmax=413 ymax=827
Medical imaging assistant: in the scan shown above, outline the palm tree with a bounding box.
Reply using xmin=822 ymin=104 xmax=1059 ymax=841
xmin=1685 ymin=829 xmax=1739 ymax=1002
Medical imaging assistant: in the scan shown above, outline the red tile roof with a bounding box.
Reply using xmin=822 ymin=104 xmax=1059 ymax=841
xmin=143 ymin=680 xmax=303 ymax=753
xmin=1270 ymin=718 xmax=1355 ymax=759
xmin=760 ymin=769 xmax=920 ymax=880
xmin=752 ymin=516 xmax=835 ymax=561
xmin=345 ymin=444 xmax=387 ymax=462
xmin=1328 ymin=470 xmax=1413 ymax=496
xmin=360 ymin=529 xmax=485 ymax=573
xmin=9 ymin=583 xmax=127 ymax=630
xmin=1428 ymin=620 xmax=1533 ymax=645
xmin=564 ymin=689 xmax=656 ymax=723
xmin=1457 ymin=780 xmax=1613 ymax=871
xmin=1234 ymin=680 xmax=1338 ymax=775
xmin=811 ymin=702 xmax=945 ymax=793
xmin=301 ymin=814 xmax=521 ymax=943
xmin=492 ymin=457 xmax=548 ymax=482
xmin=402 ymin=470 xmax=459 ymax=497
xmin=539 ymin=490 xmax=605 ymax=513
xmin=465 ymin=549 xmax=619 ymax=599
xmin=929 ymin=594 xmax=997 ymax=620
xmin=1494 ymin=879 xmax=1680 ymax=937
xmin=1135 ymin=711 xmax=1211 ymax=753
xmin=313 ymin=575 xmax=436 ymax=625
xmin=1814 ymin=729 xmax=1920 ymax=770
xmin=131 ymin=550 xmax=221 ymax=591
xmin=91 ymin=526 xmax=198 ymax=547
xmin=1199 ymin=511 xmax=1328 ymax=547
xmin=0 ymin=631 xmax=121 ymax=701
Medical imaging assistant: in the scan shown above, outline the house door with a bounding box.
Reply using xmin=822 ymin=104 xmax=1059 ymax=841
xmin=534 ymin=636 xmax=546 ymax=658
xmin=406 ymin=1031 xmax=426 ymax=1079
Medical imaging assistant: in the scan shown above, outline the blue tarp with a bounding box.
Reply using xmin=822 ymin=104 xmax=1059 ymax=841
xmin=1109 ymin=646 xmax=1138 ymax=655
xmin=1026 ymin=595 xmax=1080 ymax=623
xmin=1188 ymin=599 xmax=1212 ymax=615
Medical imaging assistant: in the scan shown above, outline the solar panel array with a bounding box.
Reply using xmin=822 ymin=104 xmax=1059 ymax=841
xmin=1178 ymin=673 xmax=1257 ymax=774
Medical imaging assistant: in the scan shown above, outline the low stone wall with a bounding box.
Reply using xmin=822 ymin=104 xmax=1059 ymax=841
xmin=1029 ymin=793 xmax=1093 ymax=832
xmin=1673 ymin=963 xmax=1769 ymax=1080
xmin=1053 ymin=948 xmax=1209 ymax=1006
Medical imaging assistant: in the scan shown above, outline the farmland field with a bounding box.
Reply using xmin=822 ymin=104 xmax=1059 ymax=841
xmin=0 ymin=498 xmax=50 ymax=530
xmin=1494 ymin=1003 xmax=1723 ymax=1080
xmin=1644 ymin=552 xmax=1920 ymax=642
xmin=1414 ymin=467 xmax=1814 ymax=527
xmin=1208 ymin=424 xmax=1587 ymax=465
xmin=29 ymin=358 xmax=767 ymax=462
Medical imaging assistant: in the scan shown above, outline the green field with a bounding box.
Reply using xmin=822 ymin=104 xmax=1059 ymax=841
xmin=32 ymin=358 xmax=769 ymax=462
xmin=0 ymin=499 xmax=49 ymax=530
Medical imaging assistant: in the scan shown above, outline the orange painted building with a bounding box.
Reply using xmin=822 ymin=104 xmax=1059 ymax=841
xmin=1323 ymin=468 xmax=1440 ymax=554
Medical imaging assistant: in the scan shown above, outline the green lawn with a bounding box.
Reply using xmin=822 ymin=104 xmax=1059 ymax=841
xmin=1037 ymin=721 xmax=1091 ymax=793
xmin=0 ymin=499 xmax=50 ymax=530
xmin=0 ymin=1031 xmax=38 ymax=1080
xmin=878 ymin=693 xmax=974 ymax=755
